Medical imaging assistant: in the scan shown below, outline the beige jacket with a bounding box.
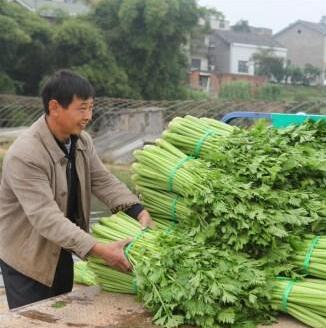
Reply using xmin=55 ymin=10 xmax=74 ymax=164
xmin=0 ymin=115 xmax=139 ymax=286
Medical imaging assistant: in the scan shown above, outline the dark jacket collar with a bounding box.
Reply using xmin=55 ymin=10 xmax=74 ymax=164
xmin=33 ymin=115 xmax=86 ymax=163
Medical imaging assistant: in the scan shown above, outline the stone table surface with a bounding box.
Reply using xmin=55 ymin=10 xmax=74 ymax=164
xmin=0 ymin=285 xmax=308 ymax=328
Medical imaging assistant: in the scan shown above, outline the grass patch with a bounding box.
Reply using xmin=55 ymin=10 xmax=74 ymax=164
xmin=106 ymin=164 xmax=133 ymax=190
xmin=91 ymin=164 xmax=133 ymax=213
xmin=51 ymin=301 xmax=67 ymax=309
xmin=280 ymin=85 xmax=326 ymax=101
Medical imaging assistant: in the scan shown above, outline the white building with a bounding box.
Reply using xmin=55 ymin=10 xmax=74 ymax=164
xmin=209 ymin=30 xmax=287 ymax=76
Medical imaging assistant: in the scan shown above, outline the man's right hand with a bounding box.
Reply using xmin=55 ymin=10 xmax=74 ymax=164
xmin=89 ymin=239 xmax=132 ymax=272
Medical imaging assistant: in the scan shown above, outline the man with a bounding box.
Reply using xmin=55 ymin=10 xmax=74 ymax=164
xmin=0 ymin=70 xmax=153 ymax=309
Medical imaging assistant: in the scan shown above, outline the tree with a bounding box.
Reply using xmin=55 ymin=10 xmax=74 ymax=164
xmin=190 ymin=6 xmax=223 ymax=53
xmin=303 ymin=64 xmax=321 ymax=86
xmin=91 ymin=0 xmax=201 ymax=99
xmin=233 ymin=19 xmax=251 ymax=32
xmin=52 ymin=19 xmax=136 ymax=98
xmin=0 ymin=2 xmax=53 ymax=95
xmin=252 ymin=49 xmax=285 ymax=82
xmin=0 ymin=72 xmax=16 ymax=94
xmin=288 ymin=66 xmax=304 ymax=85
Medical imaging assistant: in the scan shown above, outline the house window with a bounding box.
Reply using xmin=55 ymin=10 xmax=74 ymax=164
xmin=191 ymin=58 xmax=201 ymax=70
xmin=238 ymin=60 xmax=249 ymax=73
xmin=199 ymin=75 xmax=209 ymax=89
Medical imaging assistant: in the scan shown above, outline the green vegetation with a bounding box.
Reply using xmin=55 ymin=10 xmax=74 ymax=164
xmin=108 ymin=164 xmax=133 ymax=190
xmin=281 ymin=85 xmax=326 ymax=102
xmin=85 ymin=118 xmax=325 ymax=328
xmin=219 ymin=81 xmax=326 ymax=103
xmin=130 ymin=118 xmax=325 ymax=327
xmin=252 ymin=49 xmax=322 ymax=86
xmin=256 ymin=84 xmax=282 ymax=101
xmin=219 ymin=81 xmax=283 ymax=101
xmin=219 ymin=81 xmax=252 ymax=100
xmin=0 ymin=0 xmax=209 ymax=100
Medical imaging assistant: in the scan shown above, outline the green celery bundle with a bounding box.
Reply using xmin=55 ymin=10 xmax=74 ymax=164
xmin=89 ymin=212 xmax=162 ymax=294
xmin=291 ymin=235 xmax=326 ymax=279
xmin=132 ymin=138 xmax=214 ymax=198
xmin=205 ymin=120 xmax=326 ymax=234
xmin=135 ymin=232 xmax=274 ymax=328
xmin=91 ymin=212 xmax=162 ymax=265
xmin=272 ymin=278 xmax=326 ymax=328
xmin=90 ymin=213 xmax=275 ymax=328
xmin=162 ymin=115 xmax=234 ymax=159
xmin=136 ymin=186 xmax=202 ymax=226
xmin=74 ymin=260 xmax=97 ymax=286
xmin=88 ymin=258 xmax=135 ymax=294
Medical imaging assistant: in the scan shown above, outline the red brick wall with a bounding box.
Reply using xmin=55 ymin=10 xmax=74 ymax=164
xmin=189 ymin=70 xmax=201 ymax=89
xmin=188 ymin=71 xmax=268 ymax=96
xmin=213 ymin=73 xmax=267 ymax=96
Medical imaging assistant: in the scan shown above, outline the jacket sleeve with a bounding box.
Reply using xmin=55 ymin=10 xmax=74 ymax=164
xmin=5 ymin=154 xmax=96 ymax=259
xmin=85 ymin=133 xmax=140 ymax=212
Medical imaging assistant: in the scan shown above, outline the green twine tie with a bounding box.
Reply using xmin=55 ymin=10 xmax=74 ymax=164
xmin=132 ymin=278 xmax=138 ymax=294
xmin=124 ymin=228 xmax=148 ymax=259
xmin=165 ymin=222 xmax=177 ymax=235
xmin=303 ymin=236 xmax=320 ymax=274
xmin=171 ymin=195 xmax=179 ymax=222
xmin=281 ymin=280 xmax=296 ymax=313
xmin=167 ymin=156 xmax=193 ymax=192
xmin=193 ymin=130 xmax=216 ymax=158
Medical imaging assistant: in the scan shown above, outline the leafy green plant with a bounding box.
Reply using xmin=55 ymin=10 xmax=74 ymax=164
xmin=219 ymin=82 xmax=253 ymax=100
xmin=256 ymin=84 xmax=282 ymax=101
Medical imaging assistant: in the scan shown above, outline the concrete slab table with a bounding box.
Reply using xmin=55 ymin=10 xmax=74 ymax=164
xmin=0 ymin=285 xmax=308 ymax=328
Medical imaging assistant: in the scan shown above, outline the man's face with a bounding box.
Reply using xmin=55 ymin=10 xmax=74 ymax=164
xmin=53 ymin=96 xmax=94 ymax=136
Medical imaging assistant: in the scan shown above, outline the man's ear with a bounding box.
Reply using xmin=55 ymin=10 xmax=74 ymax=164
xmin=48 ymin=99 xmax=60 ymax=117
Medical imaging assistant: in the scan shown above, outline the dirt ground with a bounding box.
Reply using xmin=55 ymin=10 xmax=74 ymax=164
xmin=0 ymin=285 xmax=85 ymax=315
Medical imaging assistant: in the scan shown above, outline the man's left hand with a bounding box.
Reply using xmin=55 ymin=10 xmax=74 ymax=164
xmin=137 ymin=209 xmax=155 ymax=229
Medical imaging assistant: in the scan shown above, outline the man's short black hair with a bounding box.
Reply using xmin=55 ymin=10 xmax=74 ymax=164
xmin=41 ymin=70 xmax=95 ymax=114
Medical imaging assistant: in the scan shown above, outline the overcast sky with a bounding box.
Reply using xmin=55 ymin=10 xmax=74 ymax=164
xmin=198 ymin=0 xmax=326 ymax=33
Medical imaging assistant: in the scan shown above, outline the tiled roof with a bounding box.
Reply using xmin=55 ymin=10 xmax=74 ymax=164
xmin=295 ymin=20 xmax=326 ymax=35
xmin=15 ymin=0 xmax=90 ymax=17
xmin=214 ymin=30 xmax=284 ymax=48
xmin=275 ymin=20 xmax=326 ymax=37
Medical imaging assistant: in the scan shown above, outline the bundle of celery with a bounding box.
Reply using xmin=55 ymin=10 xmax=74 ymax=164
xmin=74 ymin=261 xmax=97 ymax=286
xmin=291 ymin=235 xmax=326 ymax=279
xmin=132 ymin=138 xmax=214 ymax=198
xmin=88 ymin=258 xmax=135 ymax=294
xmin=135 ymin=232 xmax=274 ymax=328
xmin=208 ymin=120 xmax=326 ymax=188
xmin=136 ymin=186 xmax=202 ymax=226
xmin=87 ymin=212 xmax=326 ymax=328
xmin=91 ymin=212 xmax=162 ymax=266
xmin=88 ymin=212 xmax=160 ymax=294
xmin=272 ymin=278 xmax=326 ymax=328
xmin=162 ymin=115 xmax=234 ymax=159
xmin=90 ymin=212 xmax=275 ymax=328
xmin=135 ymin=120 xmax=325 ymax=258
xmin=200 ymin=120 xmax=325 ymax=251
